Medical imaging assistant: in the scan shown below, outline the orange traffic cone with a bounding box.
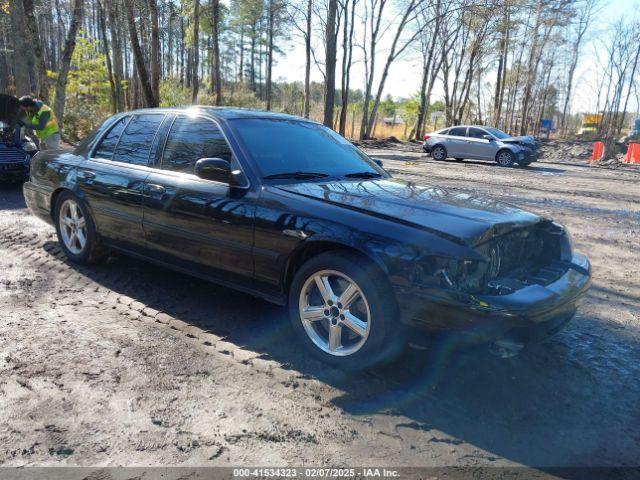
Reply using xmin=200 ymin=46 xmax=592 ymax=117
xmin=624 ymin=143 xmax=640 ymax=164
xmin=589 ymin=141 xmax=605 ymax=162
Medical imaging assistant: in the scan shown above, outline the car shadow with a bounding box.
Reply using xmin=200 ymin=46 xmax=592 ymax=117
xmin=40 ymin=242 xmax=640 ymax=469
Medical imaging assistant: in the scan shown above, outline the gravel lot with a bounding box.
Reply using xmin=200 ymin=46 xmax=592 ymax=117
xmin=0 ymin=143 xmax=639 ymax=468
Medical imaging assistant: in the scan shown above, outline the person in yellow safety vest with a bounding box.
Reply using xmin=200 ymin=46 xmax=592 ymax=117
xmin=18 ymin=96 xmax=61 ymax=150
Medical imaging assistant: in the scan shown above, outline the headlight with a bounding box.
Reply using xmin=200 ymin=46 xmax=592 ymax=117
xmin=486 ymin=243 xmax=501 ymax=280
xmin=23 ymin=141 xmax=38 ymax=152
xmin=415 ymin=256 xmax=490 ymax=292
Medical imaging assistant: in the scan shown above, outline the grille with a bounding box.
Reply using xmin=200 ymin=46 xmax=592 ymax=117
xmin=0 ymin=148 xmax=27 ymax=164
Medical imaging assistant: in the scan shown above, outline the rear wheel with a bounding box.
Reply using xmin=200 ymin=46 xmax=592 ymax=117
xmin=289 ymin=252 xmax=403 ymax=369
xmin=54 ymin=191 xmax=105 ymax=264
xmin=496 ymin=150 xmax=515 ymax=167
xmin=431 ymin=145 xmax=447 ymax=161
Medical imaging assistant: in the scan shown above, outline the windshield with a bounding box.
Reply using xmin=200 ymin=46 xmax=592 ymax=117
xmin=230 ymin=118 xmax=386 ymax=180
xmin=485 ymin=127 xmax=511 ymax=139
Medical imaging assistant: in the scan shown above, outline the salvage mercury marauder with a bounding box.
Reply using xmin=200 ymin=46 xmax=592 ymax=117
xmin=23 ymin=108 xmax=591 ymax=367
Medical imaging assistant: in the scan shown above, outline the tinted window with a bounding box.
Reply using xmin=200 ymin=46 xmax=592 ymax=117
xmin=149 ymin=114 xmax=175 ymax=167
xmin=449 ymin=127 xmax=467 ymax=137
xmin=113 ymin=114 xmax=164 ymax=165
xmin=468 ymin=127 xmax=487 ymax=139
xmin=230 ymin=118 xmax=383 ymax=179
xmin=162 ymin=116 xmax=232 ymax=174
xmin=439 ymin=129 xmax=450 ymax=135
xmin=94 ymin=116 xmax=129 ymax=159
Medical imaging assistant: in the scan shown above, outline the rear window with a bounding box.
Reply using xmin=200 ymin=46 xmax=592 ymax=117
xmin=438 ymin=128 xmax=450 ymax=135
xmin=113 ymin=114 xmax=165 ymax=165
xmin=93 ymin=116 xmax=129 ymax=159
xmin=449 ymin=127 xmax=467 ymax=136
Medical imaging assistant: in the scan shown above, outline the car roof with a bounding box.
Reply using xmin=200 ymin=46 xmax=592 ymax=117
xmin=124 ymin=106 xmax=312 ymax=123
xmin=441 ymin=125 xmax=492 ymax=130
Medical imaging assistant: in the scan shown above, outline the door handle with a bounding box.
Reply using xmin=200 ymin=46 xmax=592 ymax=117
xmin=145 ymin=183 xmax=166 ymax=198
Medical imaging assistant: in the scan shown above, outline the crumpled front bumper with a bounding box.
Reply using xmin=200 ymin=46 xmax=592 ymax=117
xmin=395 ymin=252 xmax=591 ymax=344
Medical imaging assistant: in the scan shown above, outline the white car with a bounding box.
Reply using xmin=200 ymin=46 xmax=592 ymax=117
xmin=423 ymin=125 xmax=537 ymax=167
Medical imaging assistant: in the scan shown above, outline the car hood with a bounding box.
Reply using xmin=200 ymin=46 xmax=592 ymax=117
xmin=276 ymin=178 xmax=544 ymax=246
xmin=501 ymin=135 xmax=536 ymax=146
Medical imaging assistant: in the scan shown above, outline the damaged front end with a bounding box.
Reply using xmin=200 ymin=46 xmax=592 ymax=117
xmin=443 ymin=221 xmax=572 ymax=295
xmin=397 ymin=220 xmax=591 ymax=349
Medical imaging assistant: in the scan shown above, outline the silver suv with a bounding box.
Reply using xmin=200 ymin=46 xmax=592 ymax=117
xmin=423 ymin=125 xmax=537 ymax=167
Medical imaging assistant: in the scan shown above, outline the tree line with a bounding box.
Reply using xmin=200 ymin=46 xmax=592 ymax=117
xmin=1 ymin=0 xmax=638 ymax=141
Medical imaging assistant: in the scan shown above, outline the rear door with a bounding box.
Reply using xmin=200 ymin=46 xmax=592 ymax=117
xmin=464 ymin=127 xmax=497 ymax=160
xmin=76 ymin=113 xmax=165 ymax=249
xmin=444 ymin=127 xmax=467 ymax=157
xmin=142 ymin=114 xmax=255 ymax=286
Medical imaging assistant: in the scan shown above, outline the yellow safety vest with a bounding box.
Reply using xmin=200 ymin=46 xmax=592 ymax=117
xmin=29 ymin=104 xmax=59 ymax=140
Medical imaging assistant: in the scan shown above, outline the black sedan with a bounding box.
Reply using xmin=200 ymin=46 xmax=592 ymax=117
xmin=23 ymin=107 xmax=591 ymax=368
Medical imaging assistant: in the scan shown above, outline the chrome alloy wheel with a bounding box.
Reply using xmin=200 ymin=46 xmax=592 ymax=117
xmin=298 ymin=270 xmax=371 ymax=356
xmin=497 ymin=151 xmax=513 ymax=166
xmin=59 ymin=199 xmax=87 ymax=254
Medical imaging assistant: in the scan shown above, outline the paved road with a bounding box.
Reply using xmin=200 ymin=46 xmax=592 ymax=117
xmin=0 ymin=149 xmax=638 ymax=467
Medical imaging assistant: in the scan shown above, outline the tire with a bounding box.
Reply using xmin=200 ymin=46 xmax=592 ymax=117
xmin=455 ymin=158 xmax=464 ymax=162
xmin=431 ymin=145 xmax=447 ymax=161
xmin=288 ymin=251 xmax=403 ymax=369
xmin=495 ymin=149 xmax=515 ymax=167
xmin=54 ymin=190 xmax=106 ymax=264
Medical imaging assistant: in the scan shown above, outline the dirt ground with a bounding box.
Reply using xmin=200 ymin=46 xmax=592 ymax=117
xmin=0 ymin=141 xmax=639 ymax=468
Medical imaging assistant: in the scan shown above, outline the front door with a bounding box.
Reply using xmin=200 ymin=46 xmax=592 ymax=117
xmin=142 ymin=114 xmax=255 ymax=285
xmin=464 ymin=127 xmax=497 ymax=160
xmin=77 ymin=113 xmax=165 ymax=250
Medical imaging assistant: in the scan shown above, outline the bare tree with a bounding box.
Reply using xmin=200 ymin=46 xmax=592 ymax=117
xmin=560 ymin=0 xmax=598 ymax=131
xmin=323 ymin=0 xmax=338 ymax=127
xmin=338 ymin=0 xmax=357 ymax=135
xmin=210 ymin=0 xmax=223 ymax=105
xmin=54 ymin=0 xmax=84 ymax=125
xmin=149 ymin=0 xmax=161 ymax=105
xmin=125 ymin=0 xmax=157 ymax=107
xmin=22 ymin=0 xmax=50 ymax=100
xmin=192 ymin=0 xmax=201 ymax=104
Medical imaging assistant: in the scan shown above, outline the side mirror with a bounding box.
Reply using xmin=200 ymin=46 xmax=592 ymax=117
xmin=483 ymin=135 xmax=494 ymax=141
xmin=195 ymin=158 xmax=231 ymax=183
xmin=372 ymin=158 xmax=384 ymax=168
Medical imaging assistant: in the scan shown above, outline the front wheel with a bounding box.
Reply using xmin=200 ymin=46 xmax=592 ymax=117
xmin=54 ymin=191 xmax=105 ymax=264
xmin=289 ymin=252 xmax=403 ymax=369
xmin=496 ymin=150 xmax=515 ymax=167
